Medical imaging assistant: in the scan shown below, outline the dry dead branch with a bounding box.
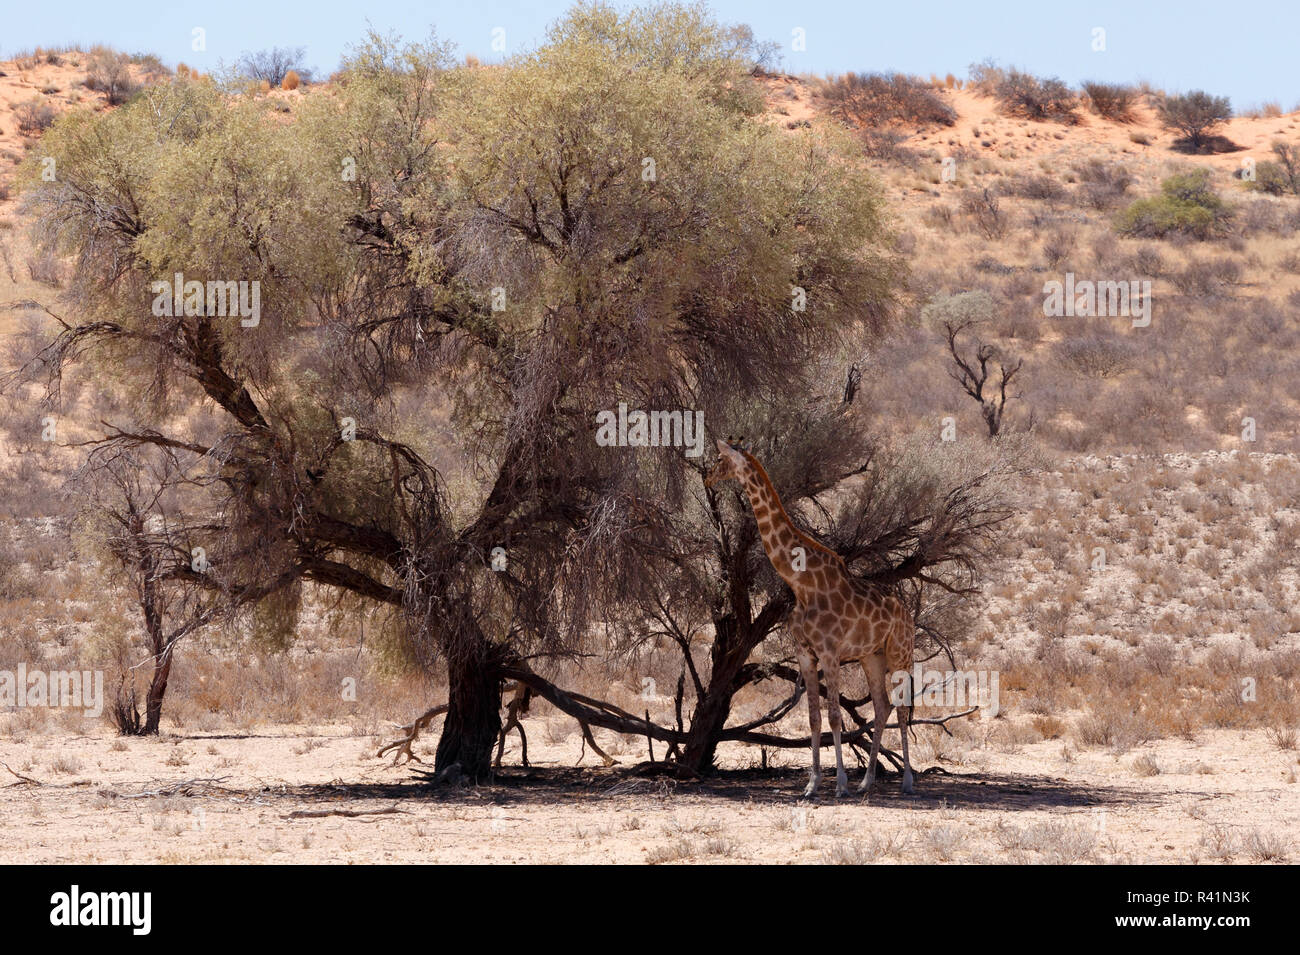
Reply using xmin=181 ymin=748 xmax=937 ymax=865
xmin=1 ymin=762 xmax=43 ymax=786
xmin=283 ymin=805 xmax=410 ymax=820
xmin=377 ymin=704 xmax=449 ymax=765
xmin=108 ymin=777 xmax=235 ymax=798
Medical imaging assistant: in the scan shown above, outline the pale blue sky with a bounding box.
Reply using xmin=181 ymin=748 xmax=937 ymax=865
xmin=3 ymin=0 xmax=1296 ymax=109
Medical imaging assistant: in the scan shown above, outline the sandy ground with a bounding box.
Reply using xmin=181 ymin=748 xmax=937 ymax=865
xmin=1 ymin=719 xmax=1294 ymax=864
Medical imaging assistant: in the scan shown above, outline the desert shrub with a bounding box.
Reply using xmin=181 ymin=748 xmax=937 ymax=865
xmin=15 ymin=99 xmax=56 ymax=134
xmin=1115 ymin=169 xmax=1231 ymax=239
xmin=995 ymin=69 xmax=1077 ymax=122
xmin=920 ymin=289 xmax=995 ymax=330
xmin=1171 ymin=257 xmax=1241 ymax=298
xmin=1236 ymin=199 xmax=1287 ymax=237
xmin=282 ymin=70 xmax=301 ymax=91
xmin=858 ymin=128 xmax=918 ymax=165
xmin=960 ymin=187 xmax=1007 ymax=238
xmin=1055 ymin=336 xmax=1136 ymax=378
xmin=967 ymin=59 xmax=1005 ymax=94
xmin=1245 ymin=161 xmax=1292 ymax=196
xmin=1082 ymin=81 xmax=1136 ymax=121
xmin=0 ymin=539 xmax=37 ymax=600
xmin=1272 ymin=140 xmax=1300 ymax=189
xmin=1245 ymin=141 xmax=1300 ymax=196
xmin=823 ymin=71 xmax=956 ymax=128
xmin=25 ymin=250 xmax=64 ymax=287
xmin=1075 ymin=159 xmax=1132 ymax=210
xmin=129 ymin=52 xmax=170 ymax=83
xmin=1003 ymin=173 xmax=1065 ymax=201
xmin=84 ymin=49 xmax=139 ymax=105
xmin=1040 ymin=228 xmax=1076 ymax=269
xmin=1129 ymin=244 xmax=1165 ymax=277
xmin=1159 ymin=90 xmax=1232 ymax=150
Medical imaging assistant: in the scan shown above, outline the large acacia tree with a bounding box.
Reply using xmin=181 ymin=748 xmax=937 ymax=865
xmin=8 ymin=3 xmax=918 ymax=778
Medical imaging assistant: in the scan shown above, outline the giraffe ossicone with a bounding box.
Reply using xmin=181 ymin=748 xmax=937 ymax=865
xmin=705 ymin=438 xmax=915 ymax=798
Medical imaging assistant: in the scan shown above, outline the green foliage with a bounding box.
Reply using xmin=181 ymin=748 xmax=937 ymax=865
xmin=15 ymin=4 xmax=902 ymax=701
xmin=1159 ymin=91 xmax=1232 ymax=148
xmin=440 ymin=4 xmax=898 ymax=348
xmin=544 ymin=1 xmax=771 ymax=114
xmin=246 ymin=583 xmax=303 ymax=655
xmin=1115 ymin=169 xmax=1231 ymax=239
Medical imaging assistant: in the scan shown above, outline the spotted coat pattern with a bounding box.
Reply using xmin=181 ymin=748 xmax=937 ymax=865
xmin=706 ymin=441 xmax=915 ymax=797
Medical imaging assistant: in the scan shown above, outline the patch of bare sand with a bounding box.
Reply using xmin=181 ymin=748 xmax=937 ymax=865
xmin=1 ymin=721 xmax=1294 ymax=863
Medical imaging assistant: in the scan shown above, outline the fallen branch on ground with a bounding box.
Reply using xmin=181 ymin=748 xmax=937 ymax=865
xmin=109 ymin=777 xmax=235 ymax=798
xmin=283 ymin=805 xmax=410 ymax=820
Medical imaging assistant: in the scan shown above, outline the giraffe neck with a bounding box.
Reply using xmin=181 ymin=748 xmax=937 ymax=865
xmin=739 ymin=458 xmax=827 ymax=598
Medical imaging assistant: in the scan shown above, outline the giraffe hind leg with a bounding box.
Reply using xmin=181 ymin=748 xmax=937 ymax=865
xmin=859 ymin=655 xmax=891 ymax=793
xmin=898 ymin=673 xmax=914 ymax=795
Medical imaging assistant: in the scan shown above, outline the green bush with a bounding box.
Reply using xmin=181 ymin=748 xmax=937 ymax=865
xmin=1159 ymin=91 xmax=1231 ymax=149
xmin=1115 ymin=169 xmax=1230 ymax=239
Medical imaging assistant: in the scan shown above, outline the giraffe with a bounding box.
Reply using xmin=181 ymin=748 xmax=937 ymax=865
xmin=704 ymin=439 xmax=915 ymax=798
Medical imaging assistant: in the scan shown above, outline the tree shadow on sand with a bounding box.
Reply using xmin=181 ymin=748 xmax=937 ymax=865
xmin=262 ymin=764 xmax=1159 ymax=814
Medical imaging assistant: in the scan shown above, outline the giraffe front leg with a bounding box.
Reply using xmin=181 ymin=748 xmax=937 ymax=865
xmin=823 ymin=657 xmax=849 ymax=797
xmin=796 ymin=647 xmax=822 ymax=799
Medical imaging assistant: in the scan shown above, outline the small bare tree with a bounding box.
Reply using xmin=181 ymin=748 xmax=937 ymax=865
xmin=81 ymin=445 xmax=295 ymax=734
xmin=944 ymin=320 xmax=1023 ymax=437
xmin=235 ymin=46 xmax=312 ymax=86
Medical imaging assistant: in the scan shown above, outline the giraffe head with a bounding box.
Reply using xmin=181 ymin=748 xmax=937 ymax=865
xmin=703 ymin=439 xmax=750 ymax=488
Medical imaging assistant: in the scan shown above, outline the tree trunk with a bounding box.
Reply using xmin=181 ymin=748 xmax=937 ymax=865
xmin=434 ymin=636 xmax=503 ymax=782
xmin=138 ymin=558 xmax=170 ymax=736
xmin=142 ymin=648 xmax=173 ymax=735
xmin=679 ymin=680 xmax=735 ymax=775
xmin=678 ymin=616 xmax=755 ymax=775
